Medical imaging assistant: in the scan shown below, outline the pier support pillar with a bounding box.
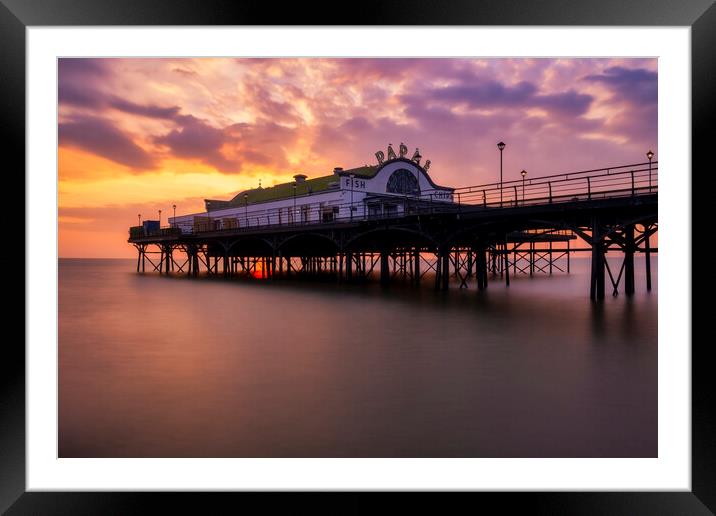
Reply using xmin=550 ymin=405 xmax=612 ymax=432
xmin=380 ymin=250 xmax=390 ymax=286
xmin=624 ymin=224 xmax=635 ymax=296
xmin=442 ymin=249 xmax=450 ymax=290
xmin=529 ymin=241 xmax=534 ymax=277
xmin=504 ymin=238 xmax=510 ymax=287
xmin=590 ymin=217 xmax=605 ymax=301
xmin=136 ymin=246 xmax=142 ymax=272
xmin=434 ymin=251 xmax=441 ymax=290
xmin=413 ymin=248 xmax=421 ymax=286
xmin=644 ymin=224 xmax=652 ymax=291
xmin=346 ymin=252 xmax=353 ymax=281
xmin=476 ymin=245 xmax=488 ymax=291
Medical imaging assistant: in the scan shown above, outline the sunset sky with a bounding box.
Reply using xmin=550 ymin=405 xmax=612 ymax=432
xmin=58 ymin=58 xmax=657 ymax=258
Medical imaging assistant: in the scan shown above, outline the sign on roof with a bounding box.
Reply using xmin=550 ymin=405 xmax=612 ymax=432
xmin=375 ymin=143 xmax=430 ymax=170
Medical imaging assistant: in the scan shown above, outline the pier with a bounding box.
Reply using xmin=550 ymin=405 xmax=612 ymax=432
xmin=128 ymin=161 xmax=657 ymax=300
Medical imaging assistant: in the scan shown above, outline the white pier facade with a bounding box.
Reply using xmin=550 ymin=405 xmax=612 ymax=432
xmin=169 ymin=156 xmax=454 ymax=233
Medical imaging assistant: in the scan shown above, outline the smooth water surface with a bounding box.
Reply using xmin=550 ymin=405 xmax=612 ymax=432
xmin=59 ymin=257 xmax=657 ymax=457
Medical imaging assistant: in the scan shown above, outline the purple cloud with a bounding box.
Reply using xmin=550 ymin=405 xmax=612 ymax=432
xmin=108 ymin=98 xmax=182 ymax=120
xmin=59 ymin=115 xmax=156 ymax=169
xmin=424 ymin=79 xmax=593 ymax=116
xmin=433 ymin=80 xmax=537 ymax=106
xmin=58 ymin=58 xmax=108 ymax=79
xmin=58 ymin=83 xmax=105 ymax=109
xmin=583 ymin=66 xmax=657 ymax=104
xmin=155 ymin=116 xmax=226 ymax=162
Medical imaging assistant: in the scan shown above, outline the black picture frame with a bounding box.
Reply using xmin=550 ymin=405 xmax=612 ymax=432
xmin=2 ymin=1 xmax=709 ymax=513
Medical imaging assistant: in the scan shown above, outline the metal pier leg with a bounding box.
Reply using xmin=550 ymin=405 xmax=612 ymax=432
xmin=380 ymin=250 xmax=390 ymax=285
xmin=644 ymin=225 xmax=652 ymax=291
xmin=504 ymin=238 xmax=510 ymax=287
xmin=434 ymin=251 xmax=441 ymax=290
xmin=530 ymin=242 xmax=535 ymax=277
xmin=442 ymin=249 xmax=450 ymax=290
xmin=414 ymin=248 xmax=421 ymax=286
xmin=482 ymin=246 xmax=488 ymax=289
xmin=476 ymin=245 xmax=485 ymax=291
xmin=590 ymin=217 xmax=605 ymax=300
xmin=624 ymin=225 xmax=635 ymax=296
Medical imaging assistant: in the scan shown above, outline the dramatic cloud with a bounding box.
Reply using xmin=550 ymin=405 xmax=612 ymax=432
xmin=58 ymin=57 xmax=658 ymax=257
xmin=108 ymin=98 xmax=183 ymax=120
xmin=583 ymin=66 xmax=658 ymax=105
xmin=59 ymin=115 xmax=156 ymax=170
xmin=155 ymin=115 xmax=231 ymax=170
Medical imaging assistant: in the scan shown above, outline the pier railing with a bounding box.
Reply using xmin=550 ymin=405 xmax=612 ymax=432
xmin=130 ymin=161 xmax=657 ymax=239
xmin=453 ymin=161 xmax=658 ymax=208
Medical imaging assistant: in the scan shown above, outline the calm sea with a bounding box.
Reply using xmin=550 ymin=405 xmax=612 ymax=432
xmin=59 ymin=256 xmax=657 ymax=457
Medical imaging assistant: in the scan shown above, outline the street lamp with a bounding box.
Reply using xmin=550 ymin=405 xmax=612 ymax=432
xmin=137 ymin=213 xmax=141 ymax=226
xmin=349 ymin=174 xmax=355 ymax=221
xmin=244 ymin=193 xmax=249 ymax=227
xmin=172 ymin=204 xmax=176 ymax=227
xmin=158 ymin=209 xmax=162 ymax=226
xmin=646 ymin=150 xmax=654 ymax=191
xmin=520 ymin=170 xmax=527 ymax=205
xmin=292 ymin=182 xmax=297 ymax=224
xmin=497 ymin=141 xmax=506 ymax=207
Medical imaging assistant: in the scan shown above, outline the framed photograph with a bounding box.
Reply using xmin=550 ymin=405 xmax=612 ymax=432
xmin=4 ymin=0 xmax=710 ymax=513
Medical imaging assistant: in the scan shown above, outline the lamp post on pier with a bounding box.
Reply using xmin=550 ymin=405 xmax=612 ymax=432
xmin=350 ymin=174 xmax=355 ymax=221
xmin=172 ymin=204 xmax=176 ymax=227
xmin=137 ymin=213 xmax=141 ymax=226
xmin=521 ymin=170 xmax=527 ymax=205
xmin=158 ymin=209 xmax=162 ymax=227
xmin=244 ymin=193 xmax=249 ymax=227
xmin=292 ymin=182 xmax=297 ymax=224
xmin=646 ymin=150 xmax=654 ymax=191
xmin=497 ymin=141 xmax=506 ymax=207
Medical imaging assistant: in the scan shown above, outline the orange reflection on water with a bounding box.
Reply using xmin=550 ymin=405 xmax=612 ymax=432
xmin=250 ymin=259 xmax=270 ymax=279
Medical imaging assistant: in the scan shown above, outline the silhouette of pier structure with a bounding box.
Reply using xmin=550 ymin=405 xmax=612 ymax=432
xmin=129 ymin=162 xmax=657 ymax=300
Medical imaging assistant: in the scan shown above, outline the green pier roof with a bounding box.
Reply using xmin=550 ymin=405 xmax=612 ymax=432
xmin=205 ymin=165 xmax=378 ymax=211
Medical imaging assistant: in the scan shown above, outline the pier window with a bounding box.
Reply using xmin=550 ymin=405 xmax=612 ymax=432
xmin=386 ymin=169 xmax=420 ymax=196
xmin=322 ymin=205 xmax=339 ymax=222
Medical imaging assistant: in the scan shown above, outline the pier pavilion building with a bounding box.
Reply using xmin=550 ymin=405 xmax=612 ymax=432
xmin=169 ymin=148 xmax=454 ymax=233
